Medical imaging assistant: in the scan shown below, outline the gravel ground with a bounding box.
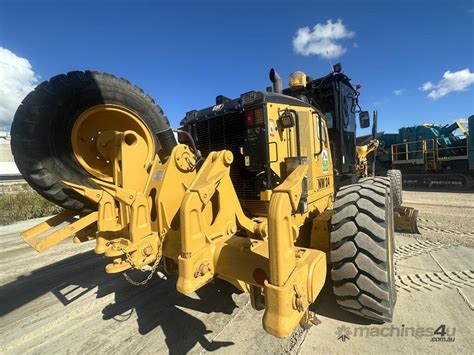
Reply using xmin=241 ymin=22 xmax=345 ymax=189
xmin=403 ymin=190 xmax=474 ymax=247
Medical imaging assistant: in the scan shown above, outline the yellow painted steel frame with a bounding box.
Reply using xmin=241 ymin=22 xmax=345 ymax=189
xmin=173 ymin=154 xmax=326 ymax=337
xmin=176 ymin=150 xmax=261 ymax=293
xmin=21 ymin=210 xmax=98 ymax=252
xmin=263 ymin=164 xmax=326 ymax=337
xmin=20 ymin=134 xmax=328 ymax=338
xmin=356 ymin=139 xmax=379 ymax=177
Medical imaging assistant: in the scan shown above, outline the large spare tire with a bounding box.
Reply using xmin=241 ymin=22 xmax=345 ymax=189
xmin=11 ymin=71 xmax=170 ymax=211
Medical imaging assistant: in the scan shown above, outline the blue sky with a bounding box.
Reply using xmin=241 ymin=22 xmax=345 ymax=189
xmin=0 ymin=0 xmax=473 ymax=134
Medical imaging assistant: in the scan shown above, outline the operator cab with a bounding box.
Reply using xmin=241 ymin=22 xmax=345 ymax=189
xmin=283 ymin=64 xmax=369 ymax=189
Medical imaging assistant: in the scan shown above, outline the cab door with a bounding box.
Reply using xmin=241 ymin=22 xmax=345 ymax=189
xmin=310 ymin=111 xmax=333 ymax=203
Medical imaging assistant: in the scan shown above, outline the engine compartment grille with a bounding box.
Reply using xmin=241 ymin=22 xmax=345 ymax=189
xmin=190 ymin=112 xmax=260 ymax=200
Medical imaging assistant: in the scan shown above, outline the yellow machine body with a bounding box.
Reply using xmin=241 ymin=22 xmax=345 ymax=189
xmin=14 ymin=67 xmax=425 ymax=339
xmin=21 ymin=102 xmax=335 ymax=338
xmin=355 ymin=139 xmax=379 ymax=177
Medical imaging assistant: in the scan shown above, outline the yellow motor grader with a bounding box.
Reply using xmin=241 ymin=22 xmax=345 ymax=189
xmin=11 ymin=65 xmax=418 ymax=338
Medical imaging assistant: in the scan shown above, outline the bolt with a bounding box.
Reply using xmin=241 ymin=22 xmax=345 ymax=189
xmin=129 ymin=195 xmax=133 ymax=199
xmin=194 ymin=262 xmax=210 ymax=278
xmin=223 ymin=151 xmax=233 ymax=166
xmin=143 ymin=245 xmax=153 ymax=256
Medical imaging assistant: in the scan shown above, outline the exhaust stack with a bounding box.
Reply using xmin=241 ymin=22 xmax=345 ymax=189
xmin=269 ymin=68 xmax=282 ymax=94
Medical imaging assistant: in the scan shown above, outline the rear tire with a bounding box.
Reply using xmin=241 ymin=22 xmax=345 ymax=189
xmin=11 ymin=71 xmax=170 ymax=211
xmin=359 ymin=176 xmax=390 ymax=193
xmin=330 ymin=182 xmax=396 ymax=322
xmin=387 ymin=170 xmax=403 ymax=207
xmin=358 ymin=176 xmax=398 ymax=250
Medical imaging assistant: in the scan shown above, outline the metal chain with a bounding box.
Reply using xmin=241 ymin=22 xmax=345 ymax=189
xmin=107 ymin=233 xmax=165 ymax=286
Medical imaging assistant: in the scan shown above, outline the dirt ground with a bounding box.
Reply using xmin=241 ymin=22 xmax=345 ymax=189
xmin=0 ymin=190 xmax=473 ymax=354
xmin=403 ymin=191 xmax=474 ymax=247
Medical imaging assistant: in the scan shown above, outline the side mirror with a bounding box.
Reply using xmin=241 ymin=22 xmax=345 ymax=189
xmin=359 ymin=111 xmax=370 ymax=128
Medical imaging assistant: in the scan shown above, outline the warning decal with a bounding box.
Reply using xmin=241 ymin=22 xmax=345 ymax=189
xmin=322 ymin=150 xmax=329 ymax=173
xmin=269 ymin=120 xmax=275 ymax=136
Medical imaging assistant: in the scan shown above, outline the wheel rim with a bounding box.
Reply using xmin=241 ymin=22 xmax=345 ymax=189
xmin=71 ymin=104 xmax=155 ymax=181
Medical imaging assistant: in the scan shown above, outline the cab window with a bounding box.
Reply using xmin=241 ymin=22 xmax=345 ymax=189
xmin=314 ymin=113 xmax=320 ymax=150
xmin=321 ymin=122 xmax=327 ymax=144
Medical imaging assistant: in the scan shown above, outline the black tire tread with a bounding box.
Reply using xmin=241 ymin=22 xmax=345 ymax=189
xmin=387 ymin=169 xmax=403 ymax=207
xmin=330 ymin=182 xmax=396 ymax=322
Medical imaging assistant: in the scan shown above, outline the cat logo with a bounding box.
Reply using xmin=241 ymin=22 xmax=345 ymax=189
xmin=212 ymin=103 xmax=224 ymax=112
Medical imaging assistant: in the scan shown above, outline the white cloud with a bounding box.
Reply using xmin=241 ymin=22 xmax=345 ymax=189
xmin=419 ymin=69 xmax=474 ymax=100
xmin=420 ymin=82 xmax=434 ymax=91
xmin=293 ymin=19 xmax=355 ymax=59
xmin=393 ymin=89 xmax=405 ymax=96
xmin=0 ymin=47 xmax=38 ymax=130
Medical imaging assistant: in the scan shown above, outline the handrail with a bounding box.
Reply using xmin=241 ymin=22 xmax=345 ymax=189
xmin=390 ymin=135 xmax=468 ymax=163
xmin=390 ymin=134 xmax=467 ymax=148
